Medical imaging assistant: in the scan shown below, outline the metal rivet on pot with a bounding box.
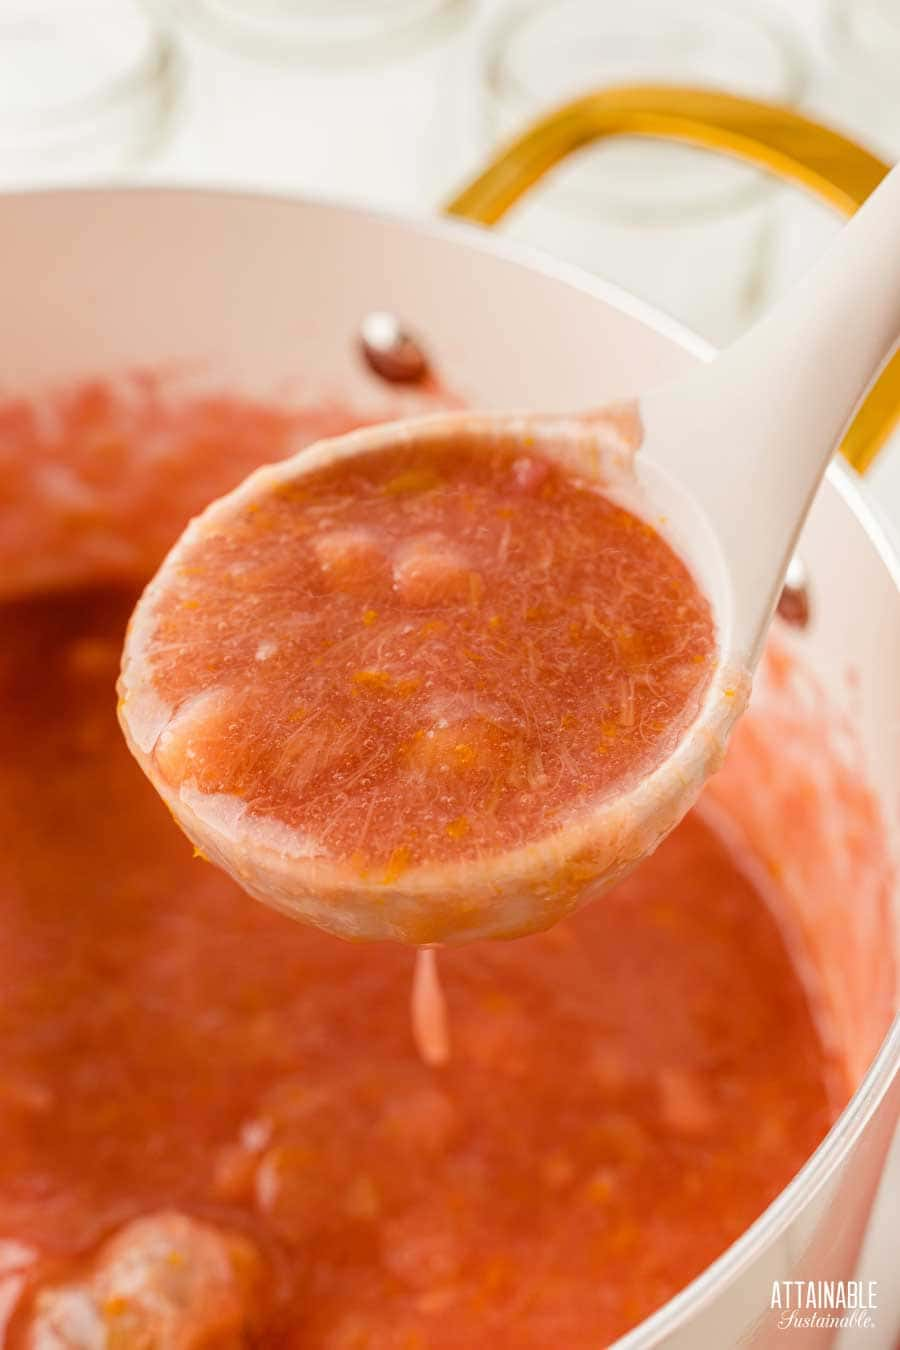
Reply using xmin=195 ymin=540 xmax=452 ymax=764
xmin=777 ymin=554 xmax=811 ymax=628
xmin=359 ymin=311 xmax=429 ymax=384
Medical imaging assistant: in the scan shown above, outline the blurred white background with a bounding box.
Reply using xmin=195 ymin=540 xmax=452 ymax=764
xmin=3 ymin=1 xmax=900 ymax=332
xmin=5 ymin=0 xmax=900 ymax=326
xmin=2 ymin=0 xmax=900 ymax=512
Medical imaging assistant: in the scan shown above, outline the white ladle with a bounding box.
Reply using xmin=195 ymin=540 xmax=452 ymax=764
xmin=119 ymin=165 xmax=900 ymax=948
xmin=643 ymin=162 xmax=900 ymax=673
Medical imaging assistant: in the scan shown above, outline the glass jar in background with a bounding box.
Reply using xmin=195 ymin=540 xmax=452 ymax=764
xmin=767 ymin=0 xmax=900 ymax=336
xmin=176 ymin=0 xmax=466 ymax=63
xmin=0 ymin=0 xmax=180 ymax=188
xmin=150 ymin=0 xmax=475 ymax=210
xmin=819 ymin=0 xmax=900 ymax=157
xmin=483 ymin=0 xmax=809 ymax=345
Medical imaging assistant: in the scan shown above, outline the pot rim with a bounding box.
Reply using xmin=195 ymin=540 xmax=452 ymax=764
xmin=3 ymin=180 xmax=898 ymax=1345
xmin=0 ymin=178 xmax=715 ymax=360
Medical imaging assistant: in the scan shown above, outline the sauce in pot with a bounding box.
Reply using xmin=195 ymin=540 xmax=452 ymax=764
xmin=0 ymin=386 xmax=843 ymax=1348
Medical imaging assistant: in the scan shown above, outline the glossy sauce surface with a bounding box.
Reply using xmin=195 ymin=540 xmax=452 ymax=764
xmin=0 ymin=375 xmax=369 ymax=601
xmin=134 ymin=438 xmax=716 ymax=870
xmin=2 ymin=588 xmax=839 ymax=1348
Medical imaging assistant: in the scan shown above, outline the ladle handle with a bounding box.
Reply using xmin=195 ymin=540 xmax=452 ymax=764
xmin=446 ymin=86 xmax=899 ymax=476
xmin=643 ymin=163 xmax=900 ymax=663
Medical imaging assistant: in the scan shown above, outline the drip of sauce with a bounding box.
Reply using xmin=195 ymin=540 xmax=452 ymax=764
xmin=411 ymin=948 xmax=450 ymax=1067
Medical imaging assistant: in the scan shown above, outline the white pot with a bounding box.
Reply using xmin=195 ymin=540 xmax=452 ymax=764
xmin=1 ymin=88 xmax=897 ymax=1348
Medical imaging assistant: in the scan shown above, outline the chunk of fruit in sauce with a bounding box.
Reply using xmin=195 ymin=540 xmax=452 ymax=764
xmin=21 ymin=1212 xmax=265 ymax=1349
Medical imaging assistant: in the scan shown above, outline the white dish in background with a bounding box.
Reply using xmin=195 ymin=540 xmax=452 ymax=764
xmin=0 ymin=0 xmax=179 ymax=187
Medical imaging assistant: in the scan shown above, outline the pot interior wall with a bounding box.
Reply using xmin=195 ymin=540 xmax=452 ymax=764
xmin=705 ymin=626 xmax=897 ymax=1090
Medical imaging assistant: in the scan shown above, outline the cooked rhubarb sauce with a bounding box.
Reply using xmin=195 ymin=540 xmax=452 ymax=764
xmin=1 ymin=585 xmax=840 ymax=1347
xmin=0 ymin=388 xmax=840 ymax=1347
xmin=127 ymin=438 xmax=716 ymax=871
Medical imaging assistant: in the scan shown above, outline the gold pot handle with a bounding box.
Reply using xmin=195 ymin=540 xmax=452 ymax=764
xmin=445 ymin=86 xmax=896 ymax=474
